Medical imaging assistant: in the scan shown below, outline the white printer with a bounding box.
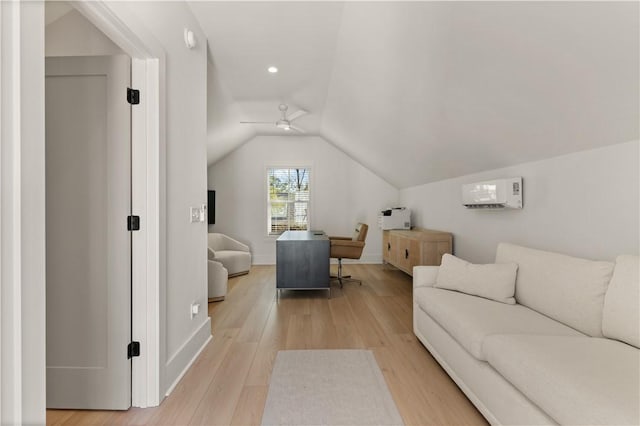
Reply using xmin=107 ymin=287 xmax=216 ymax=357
xmin=377 ymin=207 xmax=411 ymax=230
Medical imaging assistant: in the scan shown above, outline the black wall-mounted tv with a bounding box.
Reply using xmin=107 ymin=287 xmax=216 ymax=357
xmin=207 ymin=190 xmax=215 ymax=225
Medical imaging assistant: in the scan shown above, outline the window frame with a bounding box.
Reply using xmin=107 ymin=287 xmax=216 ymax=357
xmin=265 ymin=165 xmax=313 ymax=237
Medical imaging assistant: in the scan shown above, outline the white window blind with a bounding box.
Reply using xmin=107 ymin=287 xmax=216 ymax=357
xmin=267 ymin=167 xmax=310 ymax=235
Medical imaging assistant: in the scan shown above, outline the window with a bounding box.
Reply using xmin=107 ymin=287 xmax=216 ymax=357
xmin=267 ymin=167 xmax=310 ymax=235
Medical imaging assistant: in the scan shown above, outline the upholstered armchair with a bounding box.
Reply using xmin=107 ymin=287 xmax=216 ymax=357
xmin=329 ymin=223 xmax=368 ymax=287
xmin=207 ymin=254 xmax=228 ymax=302
xmin=207 ymin=233 xmax=252 ymax=277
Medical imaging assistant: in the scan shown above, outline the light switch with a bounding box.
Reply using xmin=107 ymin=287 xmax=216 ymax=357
xmin=200 ymin=204 xmax=207 ymax=222
xmin=190 ymin=207 xmax=200 ymax=223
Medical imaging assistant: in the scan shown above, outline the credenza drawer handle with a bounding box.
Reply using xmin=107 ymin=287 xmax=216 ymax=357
xmin=405 ymin=249 xmax=409 ymax=259
xmin=387 ymin=243 xmax=391 ymax=251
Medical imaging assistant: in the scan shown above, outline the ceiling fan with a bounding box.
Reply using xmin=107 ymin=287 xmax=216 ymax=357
xmin=240 ymin=104 xmax=307 ymax=133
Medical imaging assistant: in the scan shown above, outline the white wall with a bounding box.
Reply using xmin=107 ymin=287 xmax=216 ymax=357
xmin=400 ymin=140 xmax=639 ymax=263
xmin=8 ymin=0 xmax=210 ymax=411
xmin=45 ymin=9 xmax=123 ymax=57
xmin=208 ymin=136 xmax=399 ymax=264
xmin=108 ymin=2 xmax=211 ymax=397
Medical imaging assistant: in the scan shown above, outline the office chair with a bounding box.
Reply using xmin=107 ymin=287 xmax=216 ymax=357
xmin=329 ymin=223 xmax=368 ymax=287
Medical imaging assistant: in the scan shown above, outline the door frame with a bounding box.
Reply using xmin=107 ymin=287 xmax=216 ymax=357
xmin=1 ymin=1 xmax=164 ymax=417
xmin=1 ymin=2 xmax=47 ymax=423
xmin=72 ymin=1 xmax=165 ymax=408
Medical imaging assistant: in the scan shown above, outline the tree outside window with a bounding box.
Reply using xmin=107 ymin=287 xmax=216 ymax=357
xmin=267 ymin=167 xmax=310 ymax=235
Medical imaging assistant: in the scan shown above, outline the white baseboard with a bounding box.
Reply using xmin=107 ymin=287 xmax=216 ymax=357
xmin=252 ymin=254 xmax=383 ymax=265
xmin=252 ymin=254 xmax=276 ymax=265
xmin=164 ymin=317 xmax=212 ymax=396
xmin=337 ymin=254 xmax=382 ymax=264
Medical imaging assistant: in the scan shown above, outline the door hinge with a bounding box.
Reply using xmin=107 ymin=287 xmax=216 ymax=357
xmin=127 ymin=215 xmax=140 ymax=231
xmin=127 ymin=88 xmax=140 ymax=105
xmin=127 ymin=341 xmax=141 ymax=359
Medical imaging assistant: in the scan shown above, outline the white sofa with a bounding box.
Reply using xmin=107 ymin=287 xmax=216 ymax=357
xmin=413 ymin=243 xmax=639 ymax=425
xmin=207 ymin=233 xmax=251 ymax=277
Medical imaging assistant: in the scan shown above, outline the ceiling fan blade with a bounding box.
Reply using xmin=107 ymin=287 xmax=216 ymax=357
xmin=289 ymin=124 xmax=306 ymax=133
xmin=286 ymin=110 xmax=308 ymax=122
xmin=240 ymin=121 xmax=274 ymax=124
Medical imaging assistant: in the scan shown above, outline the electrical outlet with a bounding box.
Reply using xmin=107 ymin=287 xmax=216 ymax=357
xmin=190 ymin=302 xmax=200 ymax=319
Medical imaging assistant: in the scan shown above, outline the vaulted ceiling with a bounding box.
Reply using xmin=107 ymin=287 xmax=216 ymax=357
xmin=192 ymin=2 xmax=638 ymax=189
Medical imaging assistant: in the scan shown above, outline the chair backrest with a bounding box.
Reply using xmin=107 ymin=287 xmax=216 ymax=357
xmin=352 ymin=223 xmax=368 ymax=242
xmin=208 ymin=233 xmax=225 ymax=251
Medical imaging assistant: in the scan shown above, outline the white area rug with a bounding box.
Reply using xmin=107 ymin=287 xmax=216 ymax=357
xmin=261 ymin=349 xmax=404 ymax=426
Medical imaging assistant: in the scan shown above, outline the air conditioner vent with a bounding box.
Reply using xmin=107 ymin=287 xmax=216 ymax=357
xmin=462 ymin=177 xmax=523 ymax=209
xmin=463 ymin=203 xmax=506 ymax=209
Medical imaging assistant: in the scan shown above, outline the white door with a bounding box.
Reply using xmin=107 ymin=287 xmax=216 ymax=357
xmin=45 ymin=55 xmax=132 ymax=410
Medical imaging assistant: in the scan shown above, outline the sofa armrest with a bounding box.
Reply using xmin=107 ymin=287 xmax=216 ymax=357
xmin=220 ymin=234 xmax=250 ymax=252
xmin=413 ymin=266 xmax=439 ymax=289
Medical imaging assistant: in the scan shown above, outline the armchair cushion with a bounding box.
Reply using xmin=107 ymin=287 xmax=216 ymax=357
xmin=214 ymin=250 xmax=251 ymax=276
xmin=329 ymin=223 xmax=368 ymax=260
xmin=208 ymin=233 xmax=250 ymax=252
xmin=207 ymin=233 xmax=251 ymax=276
xmin=330 ymin=239 xmax=365 ymax=260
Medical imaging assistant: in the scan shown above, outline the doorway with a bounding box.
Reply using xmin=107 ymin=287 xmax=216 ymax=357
xmin=43 ymin=0 xmax=164 ymax=411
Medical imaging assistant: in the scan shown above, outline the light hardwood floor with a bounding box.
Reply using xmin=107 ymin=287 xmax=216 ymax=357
xmin=47 ymin=264 xmax=487 ymax=425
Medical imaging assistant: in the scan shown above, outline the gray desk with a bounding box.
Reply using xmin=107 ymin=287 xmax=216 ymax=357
xmin=276 ymin=230 xmax=330 ymax=297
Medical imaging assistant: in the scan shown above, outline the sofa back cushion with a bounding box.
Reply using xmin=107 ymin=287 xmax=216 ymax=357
xmin=495 ymin=243 xmax=615 ymax=337
xmin=602 ymin=255 xmax=639 ymax=348
xmin=435 ymin=254 xmax=518 ymax=304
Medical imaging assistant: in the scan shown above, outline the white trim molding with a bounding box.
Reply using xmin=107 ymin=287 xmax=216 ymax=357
xmin=164 ymin=319 xmax=211 ymax=397
xmin=251 ymin=255 xmax=383 ymax=265
xmin=72 ymin=1 xmax=166 ymax=408
xmin=1 ymin=1 xmax=46 ymax=423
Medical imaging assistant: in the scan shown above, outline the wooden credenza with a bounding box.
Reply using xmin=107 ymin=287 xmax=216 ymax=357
xmin=382 ymin=228 xmax=452 ymax=276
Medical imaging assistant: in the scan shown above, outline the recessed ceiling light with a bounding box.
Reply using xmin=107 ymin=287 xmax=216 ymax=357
xmin=268 ymin=66 xmax=278 ymax=73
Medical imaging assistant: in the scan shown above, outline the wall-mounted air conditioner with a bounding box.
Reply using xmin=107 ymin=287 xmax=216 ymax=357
xmin=462 ymin=177 xmax=523 ymax=209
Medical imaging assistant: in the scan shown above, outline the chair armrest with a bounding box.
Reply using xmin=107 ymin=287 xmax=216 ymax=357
xmin=207 ymin=259 xmax=227 ymax=274
xmin=330 ymin=239 xmax=365 ymax=248
xmin=220 ymin=234 xmax=250 ymax=252
xmin=208 ymin=247 xmax=216 ymax=260
xmin=413 ymin=266 xmax=439 ymax=289
xmin=329 ymin=236 xmax=352 ymax=241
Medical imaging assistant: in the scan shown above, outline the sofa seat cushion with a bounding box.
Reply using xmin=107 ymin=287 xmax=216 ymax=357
xmin=484 ymin=335 xmax=640 ymax=425
xmin=414 ymin=287 xmax=582 ymax=361
xmin=213 ymin=250 xmax=251 ymax=276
